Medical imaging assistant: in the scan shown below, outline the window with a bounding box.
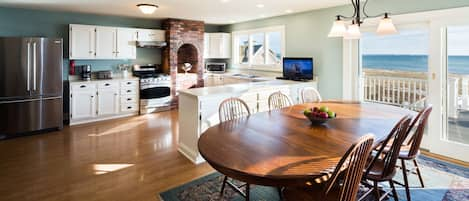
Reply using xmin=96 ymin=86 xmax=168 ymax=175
xmin=232 ymin=26 xmax=285 ymax=70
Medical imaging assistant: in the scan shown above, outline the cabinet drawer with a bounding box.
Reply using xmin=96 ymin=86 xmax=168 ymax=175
xmin=121 ymin=103 xmax=138 ymax=112
xmin=121 ymin=95 xmax=138 ymax=104
xmin=121 ymin=80 xmax=138 ymax=88
xmin=98 ymin=81 xmax=119 ymax=89
xmin=121 ymin=87 xmax=138 ymax=95
xmin=71 ymin=83 xmax=96 ymax=91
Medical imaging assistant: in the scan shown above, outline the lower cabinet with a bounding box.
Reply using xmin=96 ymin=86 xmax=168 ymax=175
xmin=70 ymin=79 xmax=139 ymax=125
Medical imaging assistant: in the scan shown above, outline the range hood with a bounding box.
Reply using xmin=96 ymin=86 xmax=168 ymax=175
xmin=136 ymin=41 xmax=167 ymax=48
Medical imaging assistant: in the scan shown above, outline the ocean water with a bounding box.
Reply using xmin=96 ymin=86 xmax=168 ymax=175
xmin=362 ymin=55 xmax=469 ymax=74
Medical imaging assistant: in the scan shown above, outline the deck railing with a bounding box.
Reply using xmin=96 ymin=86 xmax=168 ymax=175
xmin=362 ymin=76 xmax=428 ymax=111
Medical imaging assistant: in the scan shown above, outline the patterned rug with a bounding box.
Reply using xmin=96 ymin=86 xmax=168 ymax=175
xmin=159 ymin=155 xmax=468 ymax=201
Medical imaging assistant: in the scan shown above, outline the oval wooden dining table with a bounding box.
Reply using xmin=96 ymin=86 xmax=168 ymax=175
xmin=198 ymin=101 xmax=415 ymax=187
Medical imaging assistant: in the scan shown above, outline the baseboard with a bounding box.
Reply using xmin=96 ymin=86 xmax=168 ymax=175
xmin=70 ymin=112 xmax=138 ymax=126
xmin=421 ymin=150 xmax=469 ymax=168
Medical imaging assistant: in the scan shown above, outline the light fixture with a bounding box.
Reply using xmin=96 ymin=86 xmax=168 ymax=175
xmin=256 ymin=4 xmax=265 ymax=8
xmin=376 ymin=13 xmax=398 ymax=35
xmin=137 ymin=4 xmax=158 ymax=14
xmin=328 ymin=0 xmax=397 ymax=39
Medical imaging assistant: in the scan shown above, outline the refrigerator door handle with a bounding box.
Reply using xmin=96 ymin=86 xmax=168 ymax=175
xmin=33 ymin=42 xmax=37 ymax=91
xmin=27 ymin=42 xmax=31 ymax=92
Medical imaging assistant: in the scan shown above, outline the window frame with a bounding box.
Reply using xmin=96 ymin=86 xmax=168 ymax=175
xmin=232 ymin=25 xmax=286 ymax=71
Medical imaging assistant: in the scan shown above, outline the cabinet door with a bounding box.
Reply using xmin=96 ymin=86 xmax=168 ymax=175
xmin=209 ymin=34 xmax=222 ymax=58
xmin=69 ymin=24 xmax=95 ymax=59
xmin=204 ymin=33 xmax=210 ymax=58
xmin=116 ymin=28 xmax=137 ymax=59
xmin=95 ymin=26 xmax=116 ymax=59
xmin=97 ymin=89 xmax=120 ymax=116
xmin=71 ymin=90 xmax=96 ymax=119
xmin=221 ymin=33 xmax=231 ymax=58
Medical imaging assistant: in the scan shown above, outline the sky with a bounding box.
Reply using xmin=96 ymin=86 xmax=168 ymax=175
xmin=361 ymin=26 xmax=469 ymax=56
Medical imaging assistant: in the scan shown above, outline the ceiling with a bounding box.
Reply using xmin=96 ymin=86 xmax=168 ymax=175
xmin=0 ymin=0 xmax=349 ymax=24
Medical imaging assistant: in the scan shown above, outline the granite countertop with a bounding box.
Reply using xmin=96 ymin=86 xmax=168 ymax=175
xmin=178 ymin=79 xmax=316 ymax=97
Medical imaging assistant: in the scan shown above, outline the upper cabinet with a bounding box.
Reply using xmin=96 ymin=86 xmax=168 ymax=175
xmin=204 ymin=33 xmax=231 ymax=59
xmin=69 ymin=24 xmax=147 ymax=60
xmin=69 ymin=24 xmax=96 ymax=59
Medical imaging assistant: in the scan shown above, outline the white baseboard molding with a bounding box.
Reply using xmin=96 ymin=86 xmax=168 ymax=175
xmin=178 ymin=143 xmax=205 ymax=165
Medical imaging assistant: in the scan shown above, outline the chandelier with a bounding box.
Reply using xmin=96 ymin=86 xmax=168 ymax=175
xmin=328 ymin=0 xmax=398 ymax=39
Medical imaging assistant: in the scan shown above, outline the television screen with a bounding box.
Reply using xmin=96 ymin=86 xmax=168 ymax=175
xmin=283 ymin=57 xmax=313 ymax=80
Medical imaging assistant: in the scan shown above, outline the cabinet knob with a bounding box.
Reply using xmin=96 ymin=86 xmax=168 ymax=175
xmin=127 ymin=98 xmax=132 ymax=101
xmin=105 ymin=83 xmax=110 ymax=86
xmin=127 ymin=82 xmax=131 ymax=85
xmin=127 ymin=106 xmax=132 ymax=109
xmin=80 ymin=85 xmax=86 ymax=88
xmin=127 ymin=90 xmax=131 ymax=93
xmin=91 ymin=96 xmax=94 ymax=98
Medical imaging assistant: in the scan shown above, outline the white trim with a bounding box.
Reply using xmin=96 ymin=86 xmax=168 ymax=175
xmin=231 ymin=25 xmax=285 ymax=71
xmin=178 ymin=142 xmax=206 ymax=165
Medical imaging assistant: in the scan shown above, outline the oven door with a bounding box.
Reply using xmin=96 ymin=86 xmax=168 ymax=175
xmin=140 ymin=86 xmax=171 ymax=99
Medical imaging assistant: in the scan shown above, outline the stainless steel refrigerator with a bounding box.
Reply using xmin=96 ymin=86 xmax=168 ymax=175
xmin=0 ymin=37 xmax=63 ymax=139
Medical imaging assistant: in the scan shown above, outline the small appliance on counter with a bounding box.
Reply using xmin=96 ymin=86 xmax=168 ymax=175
xmin=95 ymin=70 xmax=113 ymax=80
xmin=206 ymin=62 xmax=226 ymax=73
xmin=79 ymin=65 xmax=92 ymax=81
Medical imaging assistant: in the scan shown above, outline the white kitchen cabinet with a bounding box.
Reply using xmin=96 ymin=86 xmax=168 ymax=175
xmin=97 ymin=88 xmax=120 ymax=116
xmin=69 ymin=24 xmax=96 ymax=59
xmin=70 ymin=85 xmax=96 ymax=119
xmin=95 ymin=26 xmax=116 ymax=59
xmin=116 ymin=28 xmax=137 ymax=59
xmin=69 ymin=24 xmax=139 ymax=60
xmin=204 ymin=33 xmax=231 ymax=59
xmin=136 ymin=29 xmax=165 ymax=41
xmin=70 ymin=78 xmax=139 ymax=125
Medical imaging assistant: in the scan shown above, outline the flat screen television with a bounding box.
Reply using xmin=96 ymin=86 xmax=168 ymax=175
xmin=283 ymin=57 xmax=313 ymax=80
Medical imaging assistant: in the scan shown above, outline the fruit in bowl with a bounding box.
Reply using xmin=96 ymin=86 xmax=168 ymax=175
xmin=303 ymin=106 xmax=337 ymax=124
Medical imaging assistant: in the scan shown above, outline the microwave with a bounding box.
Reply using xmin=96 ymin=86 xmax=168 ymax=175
xmin=206 ymin=63 xmax=226 ymax=73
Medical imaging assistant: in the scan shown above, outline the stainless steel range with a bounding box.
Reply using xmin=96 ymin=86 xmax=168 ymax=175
xmin=133 ymin=64 xmax=172 ymax=114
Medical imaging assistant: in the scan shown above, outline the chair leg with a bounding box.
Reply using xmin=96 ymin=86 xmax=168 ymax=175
xmin=389 ymin=180 xmax=399 ymax=201
xmin=245 ymin=184 xmax=250 ymax=201
xmin=373 ymin=181 xmax=381 ymax=201
xmin=401 ymin=159 xmax=411 ymax=201
xmin=277 ymin=187 xmax=283 ymax=200
xmin=220 ymin=176 xmax=228 ymax=196
xmin=413 ymin=159 xmax=425 ymax=188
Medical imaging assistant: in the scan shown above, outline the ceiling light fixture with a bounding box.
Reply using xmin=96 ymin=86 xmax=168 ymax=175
xmin=137 ymin=4 xmax=158 ymax=14
xmin=328 ymin=0 xmax=397 ymax=39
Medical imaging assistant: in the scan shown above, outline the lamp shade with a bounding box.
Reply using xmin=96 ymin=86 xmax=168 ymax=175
xmin=328 ymin=19 xmax=347 ymax=37
xmin=344 ymin=24 xmax=361 ymax=40
xmin=377 ymin=15 xmax=398 ymax=35
xmin=137 ymin=4 xmax=158 ymax=14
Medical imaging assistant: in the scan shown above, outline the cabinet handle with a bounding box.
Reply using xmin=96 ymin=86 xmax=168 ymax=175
xmin=127 ymin=82 xmax=131 ymax=85
xmin=127 ymin=90 xmax=131 ymax=93
xmin=91 ymin=96 xmax=94 ymax=98
xmin=80 ymin=85 xmax=86 ymax=88
xmin=127 ymin=98 xmax=132 ymax=101
xmin=105 ymin=83 xmax=110 ymax=86
xmin=127 ymin=106 xmax=132 ymax=109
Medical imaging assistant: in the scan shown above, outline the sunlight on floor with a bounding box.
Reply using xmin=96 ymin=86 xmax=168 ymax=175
xmin=88 ymin=120 xmax=145 ymax=137
xmin=93 ymin=163 xmax=134 ymax=175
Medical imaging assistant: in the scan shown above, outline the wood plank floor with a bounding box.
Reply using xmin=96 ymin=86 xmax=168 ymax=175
xmin=0 ymin=110 xmax=213 ymax=201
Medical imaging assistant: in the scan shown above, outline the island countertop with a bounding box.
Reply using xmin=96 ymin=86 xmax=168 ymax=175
xmin=178 ymin=79 xmax=318 ymax=97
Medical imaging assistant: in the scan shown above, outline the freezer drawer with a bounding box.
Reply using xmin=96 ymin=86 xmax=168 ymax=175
xmin=0 ymin=97 xmax=63 ymax=136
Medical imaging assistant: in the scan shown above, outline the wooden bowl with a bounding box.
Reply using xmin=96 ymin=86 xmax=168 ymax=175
xmin=305 ymin=115 xmax=330 ymax=125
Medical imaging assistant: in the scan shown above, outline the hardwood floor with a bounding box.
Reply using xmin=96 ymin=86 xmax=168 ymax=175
xmin=0 ymin=110 xmax=213 ymax=201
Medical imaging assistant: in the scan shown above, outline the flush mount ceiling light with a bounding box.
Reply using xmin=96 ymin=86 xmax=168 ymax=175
xmin=328 ymin=0 xmax=398 ymax=39
xmin=137 ymin=3 xmax=158 ymax=14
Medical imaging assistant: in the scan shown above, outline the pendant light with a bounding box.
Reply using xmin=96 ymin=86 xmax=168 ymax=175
xmin=137 ymin=4 xmax=158 ymax=14
xmin=328 ymin=0 xmax=397 ymax=39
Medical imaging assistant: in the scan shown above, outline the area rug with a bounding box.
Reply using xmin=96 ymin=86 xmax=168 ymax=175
xmin=159 ymin=155 xmax=468 ymax=201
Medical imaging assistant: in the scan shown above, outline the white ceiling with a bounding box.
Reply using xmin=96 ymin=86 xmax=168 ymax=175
xmin=0 ymin=0 xmax=349 ymax=24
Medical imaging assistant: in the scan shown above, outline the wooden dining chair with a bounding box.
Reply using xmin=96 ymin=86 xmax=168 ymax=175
xmin=268 ymin=91 xmax=293 ymax=111
xmin=283 ymin=134 xmax=375 ymax=201
xmin=360 ymin=116 xmax=412 ymax=201
xmin=218 ymin=97 xmax=252 ymax=200
xmin=301 ymin=87 xmax=322 ymax=103
xmin=393 ymin=105 xmax=432 ymax=201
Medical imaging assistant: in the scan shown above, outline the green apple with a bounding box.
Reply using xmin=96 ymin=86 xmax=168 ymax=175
xmin=327 ymin=111 xmax=336 ymax=118
xmin=303 ymin=109 xmax=312 ymax=116
xmin=319 ymin=106 xmax=329 ymax=113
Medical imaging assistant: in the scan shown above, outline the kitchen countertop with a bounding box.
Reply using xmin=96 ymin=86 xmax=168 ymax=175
xmin=178 ymin=79 xmax=317 ymax=97
xmin=69 ymin=76 xmax=139 ymax=84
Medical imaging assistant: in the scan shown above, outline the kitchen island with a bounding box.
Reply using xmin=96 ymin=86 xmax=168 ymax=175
xmin=177 ymin=79 xmax=318 ymax=164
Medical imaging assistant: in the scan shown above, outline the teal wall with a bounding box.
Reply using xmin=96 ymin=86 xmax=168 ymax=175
xmin=222 ymin=0 xmax=469 ymax=99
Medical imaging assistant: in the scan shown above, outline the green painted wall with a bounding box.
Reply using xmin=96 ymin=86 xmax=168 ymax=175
xmin=222 ymin=0 xmax=469 ymax=99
